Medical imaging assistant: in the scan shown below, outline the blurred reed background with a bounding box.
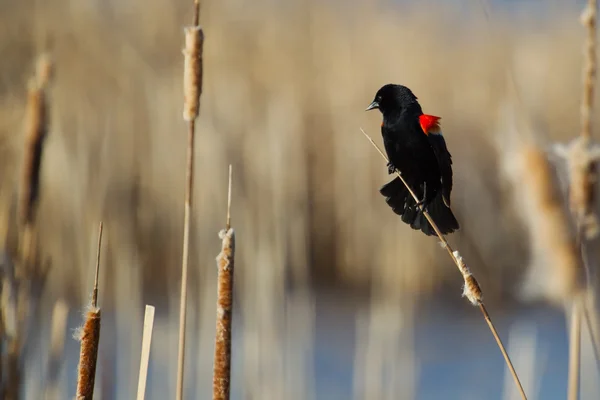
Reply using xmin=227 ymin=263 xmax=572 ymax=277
xmin=0 ymin=0 xmax=599 ymax=399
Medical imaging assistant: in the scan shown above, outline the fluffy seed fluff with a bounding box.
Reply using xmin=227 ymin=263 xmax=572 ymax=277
xmin=453 ymin=250 xmax=482 ymax=305
xmin=553 ymin=137 xmax=600 ymax=239
xmin=216 ymin=228 xmax=235 ymax=271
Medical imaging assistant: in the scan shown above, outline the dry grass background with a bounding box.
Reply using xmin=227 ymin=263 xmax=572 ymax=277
xmin=0 ymin=0 xmax=599 ymax=398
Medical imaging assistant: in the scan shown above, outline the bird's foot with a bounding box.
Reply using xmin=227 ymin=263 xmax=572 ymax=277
xmin=415 ymin=183 xmax=428 ymax=209
xmin=387 ymin=162 xmax=397 ymax=174
xmin=415 ymin=198 xmax=429 ymax=221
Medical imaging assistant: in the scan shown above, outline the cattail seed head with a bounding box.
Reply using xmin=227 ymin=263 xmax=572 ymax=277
xmin=554 ymin=137 xmax=600 ymax=239
xmin=453 ymin=251 xmax=483 ymax=305
xmin=463 ymin=275 xmax=483 ymax=306
xmin=213 ymin=228 xmax=235 ymax=400
xmin=182 ymin=26 xmax=204 ymax=121
xmin=522 ymin=146 xmax=583 ymax=302
xmin=75 ymin=306 xmax=101 ymax=400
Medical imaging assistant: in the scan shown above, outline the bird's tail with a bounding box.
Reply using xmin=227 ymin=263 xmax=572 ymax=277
xmin=379 ymin=177 xmax=459 ymax=236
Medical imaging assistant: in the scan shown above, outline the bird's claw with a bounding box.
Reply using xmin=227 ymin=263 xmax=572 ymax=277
xmin=416 ymin=182 xmax=427 ymax=210
xmin=387 ymin=162 xmax=396 ymax=174
xmin=415 ymin=196 xmax=429 ymax=213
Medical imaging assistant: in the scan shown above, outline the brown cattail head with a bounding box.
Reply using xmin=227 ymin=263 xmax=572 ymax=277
xmin=75 ymin=305 xmax=101 ymax=400
xmin=20 ymin=78 xmax=48 ymax=226
xmin=182 ymin=26 xmax=204 ymax=121
xmin=213 ymin=228 xmax=235 ymax=400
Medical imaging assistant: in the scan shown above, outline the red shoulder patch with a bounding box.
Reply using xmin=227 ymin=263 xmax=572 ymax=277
xmin=419 ymin=114 xmax=442 ymax=135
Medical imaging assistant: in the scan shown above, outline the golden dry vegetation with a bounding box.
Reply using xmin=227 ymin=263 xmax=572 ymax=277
xmin=0 ymin=0 xmax=599 ymax=398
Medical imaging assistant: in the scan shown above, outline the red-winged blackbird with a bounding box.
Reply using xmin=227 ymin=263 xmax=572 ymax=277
xmin=366 ymin=84 xmax=459 ymax=236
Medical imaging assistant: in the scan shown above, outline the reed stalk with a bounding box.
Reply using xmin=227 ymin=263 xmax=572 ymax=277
xmin=136 ymin=305 xmax=155 ymax=400
xmin=360 ymin=127 xmax=527 ymax=400
xmin=567 ymin=2 xmax=598 ymax=399
xmin=44 ymin=300 xmax=69 ymax=399
xmin=175 ymin=1 xmax=204 ymax=399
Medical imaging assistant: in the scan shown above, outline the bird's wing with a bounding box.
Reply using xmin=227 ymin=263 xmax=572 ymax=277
xmin=419 ymin=114 xmax=453 ymax=206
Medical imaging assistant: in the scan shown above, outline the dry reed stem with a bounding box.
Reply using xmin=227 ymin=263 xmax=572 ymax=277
xmin=360 ymin=127 xmax=527 ymax=400
xmin=44 ymin=299 xmax=69 ymax=399
xmin=92 ymin=222 xmax=103 ymax=308
xmin=75 ymin=222 xmax=103 ymax=399
xmin=226 ymin=165 xmax=232 ymax=231
xmin=175 ymin=107 xmax=195 ymax=400
xmin=136 ymin=305 xmax=156 ymax=400
xmin=213 ymin=166 xmax=235 ymax=400
xmin=568 ymin=298 xmax=582 ymax=400
xmin=554 ymin=0 xmax=600 ymax=238
xmin=176 ymin=1 xmax=203 ymax=399
xmin=573 ymin=226 xmax=600 ymax=376
xmin=565 ymin=3 xmax=600 ymax=397
xmin=582 ymin=301 xmax=600 ymax=369
xmin=0 ymin=254 xmax=19 ymax=400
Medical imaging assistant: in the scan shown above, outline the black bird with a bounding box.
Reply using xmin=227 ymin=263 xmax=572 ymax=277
xmin=366 ymin=84 xmax=459 ymax=236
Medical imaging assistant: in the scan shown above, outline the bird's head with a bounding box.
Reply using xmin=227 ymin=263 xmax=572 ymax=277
xmin=365 ymin=84 xmax=421 ymax=115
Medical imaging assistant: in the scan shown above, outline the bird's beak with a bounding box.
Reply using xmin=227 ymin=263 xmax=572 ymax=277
xmin=365 ymin=101 xmax=379 ymax=111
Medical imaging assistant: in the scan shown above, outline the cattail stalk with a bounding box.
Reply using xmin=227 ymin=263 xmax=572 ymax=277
xmin=567 ymin=3 xmax=599 ymax=398
xmin=552 ymin=0 xmax=600 ymax=238
xmin=136 ymin=305 xmax=156 ymax=400
xmin=583 ymin=304 xmax=600 ymax=366
xmin=176 ymin=1 xmax=204 ymax=399
xmin=213 ymin=166 xmax=235 ymax=400
xmin=360 ymin=127 xmax=527 ymax=400
xmin=540 ymin=1 xmax=600 ymax=396
xmin=75 ymin=222 xmax=103 ymax=399
xmin=2 ymin=54 xmax=53 ymax=400
xmin=568 ymin=299 xmax=582 ymax=400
